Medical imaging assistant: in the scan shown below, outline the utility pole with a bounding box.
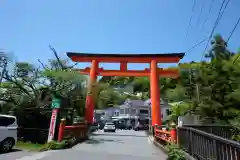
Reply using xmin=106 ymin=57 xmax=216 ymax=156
xmin=188 ymin=67 xmax=193 ymax=100
xmin=193 ymin=67 xmax=200 ymax=103
xmin=196 ymin=84 xmax=200 ymax=102
xmin=188 ymin=67 xmax=200 ymax=102
xmin=128 ymin=101 xmax=132 ymax=127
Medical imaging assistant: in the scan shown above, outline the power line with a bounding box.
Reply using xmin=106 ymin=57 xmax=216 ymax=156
xmin=194 ymin=1 xmax=206 ymax=45
xmin=193 ymin=0 xmax=230 ymax=99
xmin=200 ymin=0 xmax=215 ymax=32
xmin=184 ymin=0 xmax=196 ymax=43
xmin=217 ymin=0 xmax=230 ymax=27
xmin=186 ymin=38 xmax=208 ymax=53
xmin=190 ymin=0 xmax=230 ymax=105
xmin=201 ymin=0 xmax=230 ymax=60
xmin=196 ymin=1 xmax=205 ymax=27
xmin=227 ymin=17 xmax=240 ymax=43
xmin=184 ymin=0 xmax=213 ymax=55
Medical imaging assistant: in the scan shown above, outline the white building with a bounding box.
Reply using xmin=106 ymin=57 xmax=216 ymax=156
xmin=118 ymin=99 xmax=171 ymax=123
xmin=144 ymin=99 xmax=171 ymax=122
xmin=94 ymin=107 xmax=120 ymax=121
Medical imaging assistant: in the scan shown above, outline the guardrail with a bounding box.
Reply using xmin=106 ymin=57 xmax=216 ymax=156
xmin=183 ymin=124 xmax=237 ymax=140
xmin=154 ymin=126 xmax=177 ymax=144
xmin=178 ymin=127 xmax=240 ymax=160
xmin=58 ymin=119 xmax=89 ymax=142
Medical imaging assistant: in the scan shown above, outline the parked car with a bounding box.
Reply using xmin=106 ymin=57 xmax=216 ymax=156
xmin=116 ymin=123 xmax=126 ymax=129
xmin=90 ymin=122 xmax=98 ymax=132
xmin=134 ymin=123 xmax=149 ymax=131
xmin=126 ymin=123 xmax=132 ymax=130
xmin=0 ymin=114 xmax=18 ymax=152
xmin=115 ymin=122 xmax=132 ymax=130
xmin=103 ymin=122 xmax=116 ymax=132
xmin=98 ymin=122 xmax=105 ymax=130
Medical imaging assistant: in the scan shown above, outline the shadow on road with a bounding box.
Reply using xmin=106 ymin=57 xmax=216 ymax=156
xmin=85 ymin=138 xmax=124 ymax=145
xmin=0 ymin=149 xmax=22 ymax=155
xmin=91 ymin=133 xmax=148 ymax=138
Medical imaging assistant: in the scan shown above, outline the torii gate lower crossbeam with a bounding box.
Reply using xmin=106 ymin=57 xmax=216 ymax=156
xmin=67 ymin=53 xmax=184 ymax=127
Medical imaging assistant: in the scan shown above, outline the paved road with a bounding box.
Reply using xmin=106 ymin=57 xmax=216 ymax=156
xmin=0 ymin=149 xmax=36 ymax=160
xmin=5 ymin=130 xmax=167 ymax=160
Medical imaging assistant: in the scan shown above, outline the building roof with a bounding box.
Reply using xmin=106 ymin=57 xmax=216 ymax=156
xmin=94 ymin=110 xmax=105 ymax=114
xmin=104 ymin=106 xmax=120 ymax=111
xmin=123 ymin=99 xmax=146 ymax=107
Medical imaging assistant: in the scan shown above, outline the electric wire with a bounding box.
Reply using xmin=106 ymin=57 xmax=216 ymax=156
xmin=196 ymin=1 xmax=205 ymax=27
xmin=184 ymin=0 xmax=196 ymax=43
xmin=186 ymin=38 xmax=208 ymax=53
xmin=184 ymin=0 xmax=217 ymax=54
xmin=201 ymin=0 xmax=230 ymax=60
xmin=200 ymin=0 xmax=215 ymax=32
xmin=193 ymin=1 xmax=206 ymax=49
xmin=227 ymin=17 xmax=240 ymax=43
xmin=187 ymin=0 xmax=230 ymax=102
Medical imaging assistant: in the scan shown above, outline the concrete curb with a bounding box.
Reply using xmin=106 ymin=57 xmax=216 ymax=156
xmin=148 ymin=136 xmax=196 ymax=160
xmin=148 ymin=136 xmax=168 ymax=154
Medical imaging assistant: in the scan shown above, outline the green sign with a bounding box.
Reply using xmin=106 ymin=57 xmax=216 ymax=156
xmin=51 ymin=97 xmax=61 ymax=109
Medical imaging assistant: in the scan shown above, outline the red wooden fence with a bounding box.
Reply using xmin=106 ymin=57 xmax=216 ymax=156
xmin=154 ymin=126 xmax=177 ymax=143
xmin=58 ymin=119 xmax=88 ymax=142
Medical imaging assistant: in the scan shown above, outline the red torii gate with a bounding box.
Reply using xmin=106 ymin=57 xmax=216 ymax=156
xmin=67 ymin=53 xmax=184 ymax=126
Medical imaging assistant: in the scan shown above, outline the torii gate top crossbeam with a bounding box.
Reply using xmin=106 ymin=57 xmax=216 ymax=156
xmin=66 ymin=52 xmax=185 ymax=63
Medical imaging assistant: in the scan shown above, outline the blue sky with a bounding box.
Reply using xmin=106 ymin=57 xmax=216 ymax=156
xmin=0 ymin=0 xmax=239 ymax=71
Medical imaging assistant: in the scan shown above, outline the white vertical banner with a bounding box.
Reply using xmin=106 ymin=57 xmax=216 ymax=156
xmin=47 ymin=109 xmax=59 ymax=142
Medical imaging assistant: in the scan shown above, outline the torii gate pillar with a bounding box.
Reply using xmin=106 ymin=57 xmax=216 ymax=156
xmin=150 ymin=60 xmax=161 ymax=126
xmin=85 ymin=60 xmax=98 ymax=123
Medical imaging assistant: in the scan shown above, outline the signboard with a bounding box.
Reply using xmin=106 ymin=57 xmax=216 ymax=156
xmin=51 ymin=97 xmax=61 ymax=109
xmin=47 ymin=109 xmax=59 ymax=142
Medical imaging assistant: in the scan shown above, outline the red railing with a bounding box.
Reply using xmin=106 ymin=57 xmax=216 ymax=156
xmin=154 ymin=127 xmax=177 ymax=143
xmin=58 ymin=119 xmax=88 ymax=142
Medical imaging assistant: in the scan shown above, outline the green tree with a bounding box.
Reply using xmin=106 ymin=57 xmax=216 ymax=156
xmin=0 ymin=62 xmax=43 ymax=107
xmin=193 ymin=35 xmax=240 ymax=122
xmin=165 ymin=85 xmax=187 ymax=102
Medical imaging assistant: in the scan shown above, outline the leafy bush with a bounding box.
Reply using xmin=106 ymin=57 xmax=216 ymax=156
xmin=230 ymin=116 xmax=240 ymax=142
xmin=166 ymin=143 xmax=186 ymax=160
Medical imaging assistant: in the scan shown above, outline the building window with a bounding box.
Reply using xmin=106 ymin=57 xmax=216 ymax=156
xmin=125 ymin=108 xmax=129 ymax=114
xmin=114 ymin=111 xmax=119 ymax=116
xmin=120 ymin=109 xmax=124 ymax=114
xmin=139 ymin=109 xmax=148 ymax=114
